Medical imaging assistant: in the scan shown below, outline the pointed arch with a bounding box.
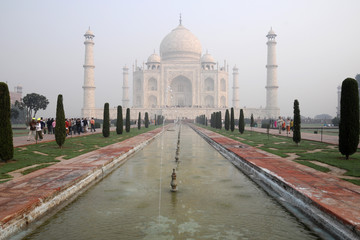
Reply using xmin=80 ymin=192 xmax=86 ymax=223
xmin=220 ymin=96 xmax=226 ymax=107
xmin=148 ymin=95 xmax=157 ymax=108
xmin=204 ymin=77 xmax=214 ymax=91
xmin=148 ymin=78 xmax=157 ymax=91
xmin=170 ymin=75 xmax=192 ymax=107
xmin=204 ymin=95 xmax=214 ymax=107
xmin=220 ymin=78 xmax=226 ymax=92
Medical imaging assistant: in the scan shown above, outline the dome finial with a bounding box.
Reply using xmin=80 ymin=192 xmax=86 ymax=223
xmin=179 ymin=13 xmax=182 ymax=25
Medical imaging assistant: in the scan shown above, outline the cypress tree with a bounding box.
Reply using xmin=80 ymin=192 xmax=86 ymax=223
xmin=102 ymin=103 xmax=110 ymax=137
xmin=230 ymin=107 xmax=235 ymax=132
xmin=250 ymin=114 xmax=254 ymax=129
xmin=239 ymin=109 xmax=245 ymax=134
xmin=293 ymin=99 xmax=301 ymax=145
xmin=126 ymin=108 xmax=130 ymax=132
xmin=339 ymin=78 xmax=359 ymax=159
xmin=145 ymin=112 xmax=149 ymax=128
xmin=219 ymin=111 xmax=222 ymax=130
xmin=154 ymin=114 xmax=157 ymax=125
xmin=55 ymin=94 xmax=66 ymax=148
xmin=225 ymin=109 xmax=229 ymax=130
xmin=215 ymin=112 xmax=219 ymax=129
xmin=116 ymin=105 xmax=123 ymax=134
xmin=138 ymin=112 xmax=141 ymax=130
xmin=0 ymin=82 xmax=13 ymax=161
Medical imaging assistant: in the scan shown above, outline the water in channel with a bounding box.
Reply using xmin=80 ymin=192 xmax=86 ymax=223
xmin=24 ymin=124 xmax=320 ymax=240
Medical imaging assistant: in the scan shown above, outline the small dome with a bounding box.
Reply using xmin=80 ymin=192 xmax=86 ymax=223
xmin=201 ymin=53 xmax=215 ymax=63
xmin=147 ymin=53 xmax=161 ymax=63
xmin=84 ymin=29 xmax=94 ymax=37
xmin=266 ymin=28 xmax=276 ymax=37
xmin=160 ymin=24 xmax=202 ymax=61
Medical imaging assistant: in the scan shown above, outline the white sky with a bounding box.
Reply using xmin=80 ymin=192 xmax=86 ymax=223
xmin=1 ymin=0 xmax=359 ymax=118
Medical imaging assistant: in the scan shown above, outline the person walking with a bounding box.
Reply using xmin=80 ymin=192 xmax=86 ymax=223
xmin=76 ymin=118 xmax=82 ymax=134
xmin=277 ymin=116 xmax=283 ymax=134
xmin=52 ymin=119 xmax=56 ymax=134
xmin=286 ymin=118 xmax=291 ymax=135
xmin=83 ymin=118 xmax=88 ymax=133
xmin=27 ymin=118 xmax=37 ymax=141
xmin=47 ymin=118 xmax=52 ymax=134
xmin=90 ymin=117 xmax=96 ymax=132
xmin=40 ymin=117 xmax=46 ymax=134
xmin=36 ymin=118 xmax=43 ymax=141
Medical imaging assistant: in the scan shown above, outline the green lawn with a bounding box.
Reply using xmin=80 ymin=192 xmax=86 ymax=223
xmin=199 ymin=125 xmax=360 ymax=180
xmin=0 ymin=125 xmax=160 ymax=182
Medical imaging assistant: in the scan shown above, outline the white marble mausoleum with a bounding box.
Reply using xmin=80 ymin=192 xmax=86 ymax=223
xmin=81 ymin=21 xmax=280 ymax=120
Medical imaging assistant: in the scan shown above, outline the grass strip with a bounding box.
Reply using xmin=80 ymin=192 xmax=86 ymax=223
xmin=21 ymin=163 xmax=55 ymax=175
xmin=198 ymin=125 xmax=360 ymax=179
xmin=1 ymin=125 xmax=160 ymax=181
xmin=295 ymin=160 xmax=330 ymax=173
xmin=342 ymin=178 xmax=360 ymax=185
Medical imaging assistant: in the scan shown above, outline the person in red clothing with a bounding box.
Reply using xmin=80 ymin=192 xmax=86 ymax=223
xmin=65 ymin=119 xmax=70 ymax=136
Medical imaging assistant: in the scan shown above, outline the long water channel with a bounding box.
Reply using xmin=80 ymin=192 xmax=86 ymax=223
xmin=24 ymin=124 xmax=322 ymax=239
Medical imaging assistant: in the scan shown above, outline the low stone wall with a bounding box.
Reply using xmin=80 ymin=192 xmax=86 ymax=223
xmin=190 ymin=124 xmax=360 ymax=240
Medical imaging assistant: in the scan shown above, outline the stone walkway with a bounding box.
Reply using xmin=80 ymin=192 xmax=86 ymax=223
xmin=14 ymin=127 xmax=114 ymax=148
xmin=193 ymin=124 xmax=360 ymax=239
xmin=0 ymin=126 xmax=167 ymax=240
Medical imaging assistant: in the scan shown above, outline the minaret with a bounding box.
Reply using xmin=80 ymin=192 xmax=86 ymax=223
xmin=265 ymin=28 xmax=279 ymax=117
xmin=82 ymin=28 xmax=96 ymax=118
xmin=232 ymin=65 xmax=240 ymax=108
xmin=122 ymin=66 xmax=129 ymax=108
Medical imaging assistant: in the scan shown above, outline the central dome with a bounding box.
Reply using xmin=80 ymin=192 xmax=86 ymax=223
xmin=160 ymin=24 xmax=202 ymax=61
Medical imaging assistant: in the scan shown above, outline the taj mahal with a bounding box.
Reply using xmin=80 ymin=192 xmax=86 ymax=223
xmin=81 ymin=19 xmax=280 ymax=120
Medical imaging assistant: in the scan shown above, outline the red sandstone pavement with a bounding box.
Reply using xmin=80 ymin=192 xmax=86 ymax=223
xmin=194 ymin=125 xmax=360 ymax=238
xmin=0 ymin=126 xmax=166 ymax=239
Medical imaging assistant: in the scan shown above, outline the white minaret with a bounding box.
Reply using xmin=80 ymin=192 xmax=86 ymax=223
xmin=265 ymin=28 xmax=279 ymax=117
xmin=82 ymin=28 xmax=96 ymax=118
xmin=122 ymin=66 xmax=129 ymax=108
xmin=337 ymin=85 xmax=341 ymax=117
xmin=232 ymin=65 xmax=240 ymax=108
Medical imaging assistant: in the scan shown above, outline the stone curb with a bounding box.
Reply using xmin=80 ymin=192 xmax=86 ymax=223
xmin=190 ymin=124 xmax=360 ymax=240
xmin=0 ymin=126 xmax=169 ymax=240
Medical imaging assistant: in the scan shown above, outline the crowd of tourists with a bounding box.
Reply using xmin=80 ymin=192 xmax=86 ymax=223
xmin=275 ymin=116 xmax=293 ymax=135
xmin=27 ymin=117 xmax=96 ymax=141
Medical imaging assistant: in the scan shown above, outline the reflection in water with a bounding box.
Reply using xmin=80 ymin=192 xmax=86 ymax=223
xmin=24 ymin=124 xmax=320 ymax=240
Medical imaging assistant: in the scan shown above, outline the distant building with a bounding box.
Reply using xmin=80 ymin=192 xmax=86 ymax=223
xmin=10 ymin=85 xmax=22 ymax=105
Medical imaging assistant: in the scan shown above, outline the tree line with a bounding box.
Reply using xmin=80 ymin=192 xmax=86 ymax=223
xmin=1 ymin=77 xmax=359 ymax=162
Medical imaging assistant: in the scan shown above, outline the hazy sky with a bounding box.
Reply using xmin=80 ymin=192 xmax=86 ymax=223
xmin=1 ymin=0 xmax=359 ymax=118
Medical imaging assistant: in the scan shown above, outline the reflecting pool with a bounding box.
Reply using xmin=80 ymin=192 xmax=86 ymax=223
xmin=24 ymin=124 xmax=320 ymax=240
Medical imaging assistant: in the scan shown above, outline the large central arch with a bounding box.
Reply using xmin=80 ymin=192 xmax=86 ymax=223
xmin=170 ymin=75 xmax=192 ymax=107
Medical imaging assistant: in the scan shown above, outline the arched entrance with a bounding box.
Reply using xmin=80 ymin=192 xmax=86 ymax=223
xmin=148 ymin=95 xmax=157 ymax=108
xmin=204 ymin=95 xmax=214 ymax=107
xmin=170 ymin=76 xmax=192 ymax=107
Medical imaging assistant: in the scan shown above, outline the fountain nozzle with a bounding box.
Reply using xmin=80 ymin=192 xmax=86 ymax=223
xmin=170 ymin=169 xmax=178 ymax=192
